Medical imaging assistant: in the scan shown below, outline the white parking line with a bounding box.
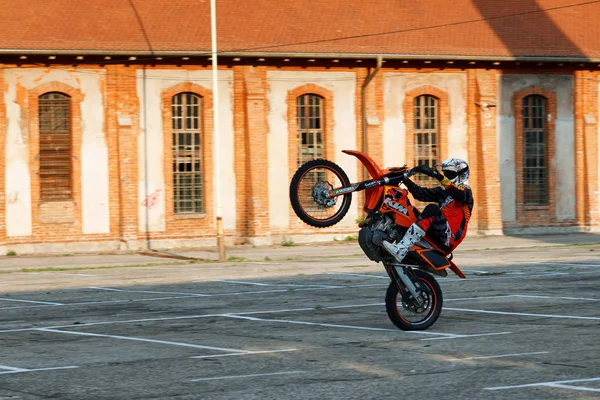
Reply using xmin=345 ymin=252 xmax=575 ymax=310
xmin=0 ymin=298 xmax=64 ymax=305
xmin=525 ymin=262 xmax=600 ymax=268
xmin=420 ymin=332 xmax=512 ymax=341
xmin=0 ymin=365 xmax=78 ymax=375
xmin=329 ymin=272 xmax=388 ymax=279
xmin=191 ymin=349 xmax=298 ymax=359
xmin=0 ymin=365 xmax=27 ymax=372
xmin=547 ymin=383 xmax=600 ymax=392
xmin=212 ymin=279 xmax=340 ymax=288
xmin=90 ymin=286 xmax=211 ymax=297
xmin=447 ymin=351 xmax=549 ymax=361
xmin=513 ymin=294 xmax=600 ymax=302
xmin=38 ymin=328 xmax=248 ymax=352
xmin=486 ymin=377 xmax=600 ymax=391
xmin=222 ymin=314 xmax=459 ymax=337
xmin=444 ymin=307 xmax=600 ymax=321
xmin=190 ymin=370 xmax=306 ymax=382
xmin=0 ymin=295 xmax=207 ymax=311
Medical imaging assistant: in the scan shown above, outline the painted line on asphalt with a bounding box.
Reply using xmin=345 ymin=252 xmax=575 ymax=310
xmin=328 ymin=272 xmax=388 ymax=279
xmin=0 ymin=365 xmax=28 ymax=372
xmin=513 ymin=294 xmax=600 ymax=302
xmin=37 ymin=328 xmax=249 ymax=352
xmin=444 ymin=307 xmax=600 ymax=321
xmin=447 ymin=351 xmax=549 ymax=361
xmin=420 ymin=332 xmax=512 ymax=341
xmin=221 ymin=314 xmax=459 ymax=337
xmin=0 ymin=366 xmax=79 ymax=375
xmin=444 ymin=295 xmax=516 ymax=302
xmin=525 ymin=262 xmax=600 ymax=268
xmin=191 ymin=349 xmax=298 ymax=359
xmin=90 ymin=286 xmax=212 ymax=297
xmin=0 ymin=295 xmax=205 ymax=311
xmin=486 ymin=377 xmax=600 ymax=391
xmin=0 ymin=313 xmax=226 ymax=334
xmin=0 ymin=298 xmax=64 ymax=305
xmin=212 ymin=279 xmax=341 ymax=288
xmin=190 ymin=370 xmax=306 ymax=382
xmin=545 ymin=384 xmax=600 ymax=393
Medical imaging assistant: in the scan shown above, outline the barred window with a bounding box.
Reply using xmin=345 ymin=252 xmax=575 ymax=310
xmin=414 ymin=95 xmax=438 ymax=185
xmin=297 ymin=94 xmax=324 ymax=166
xmin=172 ymin=92 xmax=203 ymax=214
xmin=39 ymin=92 xmax=72 ymax=201
xmin=522 ymin=94 xmax=548 ymax=206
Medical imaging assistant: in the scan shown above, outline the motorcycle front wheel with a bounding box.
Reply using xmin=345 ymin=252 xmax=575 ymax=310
xmin=289 ymin=159 xmax=352 ymax=228
xmin=385 ymin=269 xmax=443 ymax=331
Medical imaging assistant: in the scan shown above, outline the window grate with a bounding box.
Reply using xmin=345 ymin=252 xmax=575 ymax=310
xmin=172 ymin=93 xmax=203 ymax=214
xmin=297 ymin=94 xmax=324 ymax=167
xmin=522 ymin=94 xmax=548 ymax=206
xmin=39 ymin=92 xmax=72 ymax=201
xmin=414 ymin=95 xmax=438 ymax=187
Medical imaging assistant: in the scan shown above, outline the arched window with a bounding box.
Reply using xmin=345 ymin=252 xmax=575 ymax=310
xmin=39 ymin=92 xmax=72 ymax=201
xmin=413 ymin=95 xmax=439 ymax=184
xmin=172 ymin=92 xmax=203 ymax=214
xmin=296 ymin=94 xmax=324 ymax=166
xmin=522 ymin=94 xmax=548 ymax=206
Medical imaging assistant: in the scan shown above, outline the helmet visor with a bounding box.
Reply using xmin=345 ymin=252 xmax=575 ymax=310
xmin=442 ymin=166 xmax=468 ymax=181
xmin=443 ymin=169 xmax=459 ymax=180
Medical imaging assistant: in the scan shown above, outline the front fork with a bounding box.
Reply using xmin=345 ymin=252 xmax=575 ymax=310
xmin=384 ymin=262 xmax=424 ymax=306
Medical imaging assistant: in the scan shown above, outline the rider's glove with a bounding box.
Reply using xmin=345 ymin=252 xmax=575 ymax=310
xmin=414 ymin=165 xmax=444 ymax=181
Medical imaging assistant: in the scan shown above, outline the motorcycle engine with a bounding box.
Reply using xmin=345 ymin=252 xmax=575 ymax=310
xmin=358 ymin=213 xmax=404 ymax=262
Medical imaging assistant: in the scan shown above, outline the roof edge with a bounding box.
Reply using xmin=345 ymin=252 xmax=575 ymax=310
xmin=0 ymin=49 xmax=598 ymax=63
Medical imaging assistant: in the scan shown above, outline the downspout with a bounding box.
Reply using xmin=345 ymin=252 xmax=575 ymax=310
xmin=361 ymin=56 xmax=383 ymax=180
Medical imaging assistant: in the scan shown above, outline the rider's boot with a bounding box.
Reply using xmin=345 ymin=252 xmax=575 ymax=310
xmin=382 ymin=223 xmax=426 ymax=263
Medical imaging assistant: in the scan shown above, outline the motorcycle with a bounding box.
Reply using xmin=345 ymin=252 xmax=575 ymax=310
xmin=289 ymin=150 xmax=466 ymax=331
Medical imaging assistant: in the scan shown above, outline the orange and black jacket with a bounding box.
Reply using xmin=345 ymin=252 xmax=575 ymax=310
xmin=404 ymin=178 xmax=474 ymax=248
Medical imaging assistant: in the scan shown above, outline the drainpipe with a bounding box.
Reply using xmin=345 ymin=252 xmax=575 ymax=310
xmin=361 ymin=56 xmax=383 ymax=180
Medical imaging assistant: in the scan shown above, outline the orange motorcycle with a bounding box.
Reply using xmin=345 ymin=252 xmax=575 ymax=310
xmin=289 ymin=150 xmax=466 ymax=331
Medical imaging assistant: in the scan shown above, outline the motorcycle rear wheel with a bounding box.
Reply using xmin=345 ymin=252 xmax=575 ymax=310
xmin=289 ymin=159 xmax=352 ymax=228
xmin=385 ymin=269 xmax=443 ymax=331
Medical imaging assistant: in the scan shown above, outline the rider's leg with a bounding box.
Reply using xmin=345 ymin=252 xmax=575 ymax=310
xmin=382 ymin=204 xmax=445 ymax=262
xmin=382 ymin=223 xmax=426 ymax=262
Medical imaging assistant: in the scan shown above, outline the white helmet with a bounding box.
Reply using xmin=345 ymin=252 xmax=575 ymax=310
xmin=436 ymin=158 xmax=469 ymax=186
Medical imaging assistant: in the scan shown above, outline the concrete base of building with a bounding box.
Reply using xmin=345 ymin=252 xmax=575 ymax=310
xmin=1 ymin=224 xmax=596 ymax=256
xmin=502 ymin=226 xmax=583 ymax=235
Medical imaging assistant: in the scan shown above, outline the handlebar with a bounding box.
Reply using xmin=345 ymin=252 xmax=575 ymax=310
xmin=405 ymin=168 xmax=418 ymax=178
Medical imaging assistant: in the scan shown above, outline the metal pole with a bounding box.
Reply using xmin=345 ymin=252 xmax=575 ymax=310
xmin=211 ymin=0 xmax=226 ymax=261
xmin=361 ymin=56 xmax=383 ymax=180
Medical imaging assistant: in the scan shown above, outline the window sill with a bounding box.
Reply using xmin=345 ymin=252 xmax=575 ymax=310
xmin=174 ymin=213 xmax=207 ymax=220
xmin=523 ymin=205 xmax=550 ymax=210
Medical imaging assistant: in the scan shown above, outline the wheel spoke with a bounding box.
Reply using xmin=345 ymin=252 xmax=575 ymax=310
xmin=294 ymin=165 xmax=348 ymax=222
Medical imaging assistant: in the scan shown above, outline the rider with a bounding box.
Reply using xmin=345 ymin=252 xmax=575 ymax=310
xmin=383 ymin=158 xmax=474 ymax=262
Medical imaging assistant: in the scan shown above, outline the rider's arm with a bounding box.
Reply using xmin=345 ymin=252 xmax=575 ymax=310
xmin=403 ymin=179 xmax=443 ymax=202
xmin=439 ymin=177 xmax=472 ymax=203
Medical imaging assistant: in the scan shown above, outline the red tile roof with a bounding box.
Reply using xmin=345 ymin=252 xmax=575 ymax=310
xmin=1 ymin=0 xmax=599 ymax=60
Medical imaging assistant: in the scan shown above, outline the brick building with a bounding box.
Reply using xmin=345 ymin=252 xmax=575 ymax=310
xmin=1 ymin=0 xmax=599 ymax=254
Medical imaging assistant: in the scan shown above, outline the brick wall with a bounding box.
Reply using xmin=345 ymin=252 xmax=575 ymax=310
xmin=0 ymin=63 xmax=596 ymax=254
